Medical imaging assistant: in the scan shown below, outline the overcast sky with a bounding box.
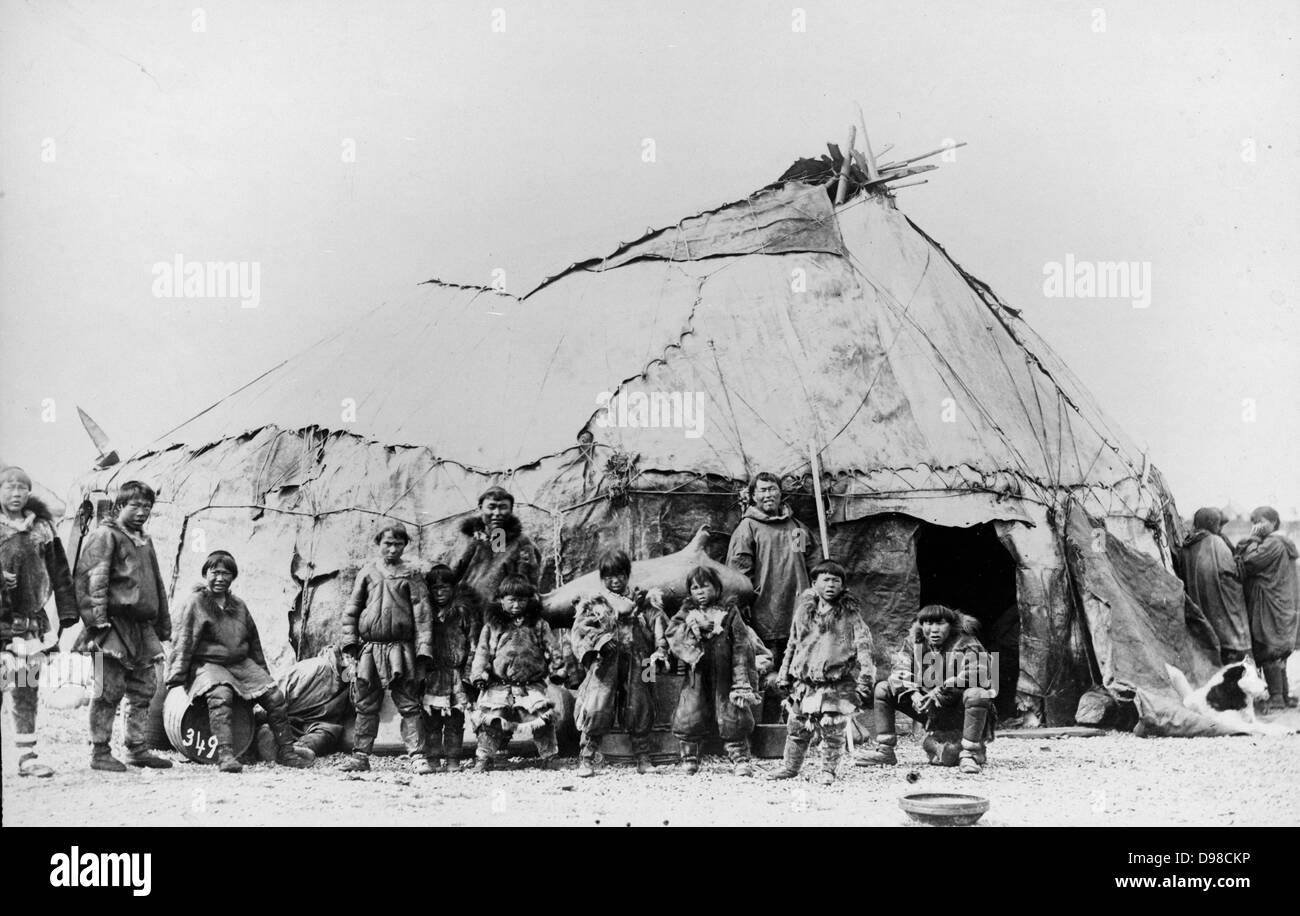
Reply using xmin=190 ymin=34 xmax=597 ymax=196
xmin=2 ymin=0 xmax=1296 ymax=515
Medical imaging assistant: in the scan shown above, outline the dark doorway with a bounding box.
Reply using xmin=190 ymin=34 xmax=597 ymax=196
xmin=915 ymin=522 xmax=1019 ymax=718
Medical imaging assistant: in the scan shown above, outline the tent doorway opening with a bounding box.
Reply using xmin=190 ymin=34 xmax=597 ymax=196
xmin=915 ymin=522 xmax=1019 ymax=719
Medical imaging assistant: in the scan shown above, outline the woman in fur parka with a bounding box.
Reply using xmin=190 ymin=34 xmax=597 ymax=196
xmin=0 ymin=468 xmax=79 ymax=777
xmin=469 ymin=575 xmax=566 ymax=772
xmin=857 ymin=603 xmax=995 ymax=774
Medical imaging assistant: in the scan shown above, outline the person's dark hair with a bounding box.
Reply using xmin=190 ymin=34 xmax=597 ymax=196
xmin=746 ymin=471 xmax=782 ymax=501
xmin=426 ymin=563 xmax=457 ymax=589
xmin=477 ymin=486 xmax=515 ymax=508
xmin=495 ymin=574 xmax=537 ymax=601
xmin=917 ymin=603 xmax=959 ymax=626
xmin=114 ymin=480 xmax=156 ymax=510
xmin=810 ymin=558 xmax=847 ymax=582
xmin=374 ymin=522 xmax=410 ymax=545
xmin=1250 ymin=506 xmax=1281 ymax=529
xmin=684 ymin=565 xmax=723 ymax=596
xmin=1192 ymin=507 xmax=1223 ymax=533
xmin=598 ymin=549 xmax=632 ymax=579
xmin=201 ymin=550 xmax=239 ymax=578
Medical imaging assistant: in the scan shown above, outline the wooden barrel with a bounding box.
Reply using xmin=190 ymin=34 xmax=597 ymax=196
xmin=162 ymin=686 xmax=254 ymax=763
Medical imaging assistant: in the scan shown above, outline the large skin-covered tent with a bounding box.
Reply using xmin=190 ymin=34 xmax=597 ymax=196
xmin=63 ymin=162 xmax=1227 ymax=735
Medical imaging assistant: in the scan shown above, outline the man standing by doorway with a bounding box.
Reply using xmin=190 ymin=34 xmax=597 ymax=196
xmin=726 ymin=472 xmax=819 ymax=672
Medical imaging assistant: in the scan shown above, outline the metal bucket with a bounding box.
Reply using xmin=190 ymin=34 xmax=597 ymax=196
xmin=162 ymin=686 xmax=254 ymax=763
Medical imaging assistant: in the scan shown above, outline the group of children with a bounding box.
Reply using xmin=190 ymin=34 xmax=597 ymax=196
xmin=2 ymin=469 xmax=997 ymax=783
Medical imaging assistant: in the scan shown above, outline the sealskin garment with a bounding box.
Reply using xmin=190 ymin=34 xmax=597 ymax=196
xmin=1236 ymin=532 xmax=1300 ymax=661
xmin=887 ymin=612 xmax=988 ymax=713
xmin=451 ymin=515 xmax=542 ymax=610
xmin=73 ymin=518 xmax=170 ymax=666
xmin=666 ymin=596 xmax=758 ymax=742
xmin=0 ymin=498 xmax=77 ymax=641
xmin=570 ymin=588 xmax=663 ymax=737
xmin=342 ymin=559 xmax=434 ymax=688
xmin=166 ymin=584 xmax=276 ymax=700
xmin=279 ymin=649 xmax=352 ymax=741
xmin=470 ymin=601 xmax=562 ymax=725
xmin=778 ymin=588 xmax=876 ymax=716
xmin=423 ymin=588 xmax=479 ymax=712
xmin=726 ymin=504 xmax=819 ymax=642
xmin=1182 ymin=529 xmax=1249 ymax=654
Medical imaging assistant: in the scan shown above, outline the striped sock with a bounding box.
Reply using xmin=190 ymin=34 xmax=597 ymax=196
xmin=15 ymin=733 xmax=38 ymax=764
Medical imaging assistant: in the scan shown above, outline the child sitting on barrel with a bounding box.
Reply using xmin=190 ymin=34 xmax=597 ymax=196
xmin=570 ymin=548 xmax=668 ymax=778
xmin=469 ymin=575 xmax=566 ymax=772
xmin=166 ymin=550 xmax=314 ymax=772
xmin=421 ymin=563 xmax=479 ymax=771
xmin=766 ymin=559 xmax=875 ymax=785
xmin=666 ymin=565 xmax=759 ymax=776
xmin=856 ymin=603 xmax=994 ymax=774
xmin=340 ymin=522 xmax=436 ymax=774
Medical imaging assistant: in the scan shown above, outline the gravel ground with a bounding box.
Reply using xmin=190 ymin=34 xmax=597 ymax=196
xmin=4 ymin=705 xmax=1299 ymax=826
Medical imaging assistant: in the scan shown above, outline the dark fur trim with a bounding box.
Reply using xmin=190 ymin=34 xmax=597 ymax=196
xmin=24 ymin=495 xmax=55 ymax=524
xmin=792 ymin=587 xmax=864 ymax=622
xmin=484 ymin=593 xmax=542 ymax=629
xmin=677 ymin=595 xmax=740 ymax=615
xmin=907 ymin=609 xmax=981 ymax=645
xmin=458 ymin=514 xmax=523 ymax=539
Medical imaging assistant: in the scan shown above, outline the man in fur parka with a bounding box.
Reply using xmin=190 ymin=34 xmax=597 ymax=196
xmin=767 ymin=559 xmax=875 ymax=785
xmin=0 ymin=467 xmax=79 ymax=777
xmin=469 ymin=575 xmax=566 ymax=771
xmin=452 ymin=486 xmax=542 ymax=623
xmin=570 ymin=549 xmax=668 ymax=777
xmin=857 ymin=603 xmax=995 ymax=774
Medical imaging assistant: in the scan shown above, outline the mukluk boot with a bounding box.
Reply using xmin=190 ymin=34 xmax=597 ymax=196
xmin=678 ymin=740 xmax=701 ymax=775
xmin=724 ymin=740 xmax=753 ymax=777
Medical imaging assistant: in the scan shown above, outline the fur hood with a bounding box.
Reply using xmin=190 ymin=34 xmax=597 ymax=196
xmin=459 ymin=514 xmax=523 ymax=540
xmin=432 ymin=585 xmax=481 ymax=622
xmin=792 ymin=587 xmax=865 ymax=623
xmin=675 ymin=594 xmax=740 ymax=615
xmin=742 ymin=504 xmax=794 ymax=524
xmin=906 ymin=610 xmax=982 ymax=646
xmin=484 ymin=593 xmax=542 ymax=630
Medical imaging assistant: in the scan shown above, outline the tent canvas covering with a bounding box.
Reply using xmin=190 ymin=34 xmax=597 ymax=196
xmin=64 ymin=172 xmax=1216 ymax=734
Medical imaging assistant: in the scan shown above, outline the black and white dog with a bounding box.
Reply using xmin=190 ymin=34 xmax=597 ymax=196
xmin=1165 ymin=660 xmax=1292 ymax=735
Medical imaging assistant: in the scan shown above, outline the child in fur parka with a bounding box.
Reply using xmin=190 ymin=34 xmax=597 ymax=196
xmin=767 ymin=559 xmax=875 ymax=785
xmin=421 ymin=563 xmax=480 ymax=771
xmin=570 ymin=549 xmax=668 ymax=778
xmin=469 ymin=575 xmax=566 ymax=772
xmin=74 ymin=480 xmax=174 ymax=772
xmin=0 ymin=467 xmax=79 ymax=777
xmin=339 ymin=522 xmax=435 ymax=775
xmin=666 ymin=565 xmax=760 ymax=777
xmin=856 ymin=603 xmax=995 ymax=774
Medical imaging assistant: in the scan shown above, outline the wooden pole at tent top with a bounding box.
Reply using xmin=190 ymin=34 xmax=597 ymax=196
xmin=808 ymin=441 xmax=831 ymax=561
xmin=834 ymin=125 xmax=856 ymax=205
xmin=854 ymin=103 xmax=880 ymax=182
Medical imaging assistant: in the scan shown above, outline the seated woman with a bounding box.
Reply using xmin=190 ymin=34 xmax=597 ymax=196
xmin=856 ymin=603 xmax=995 ymax=774
xmin=165 ymin=550 xmax=314 ymax=773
